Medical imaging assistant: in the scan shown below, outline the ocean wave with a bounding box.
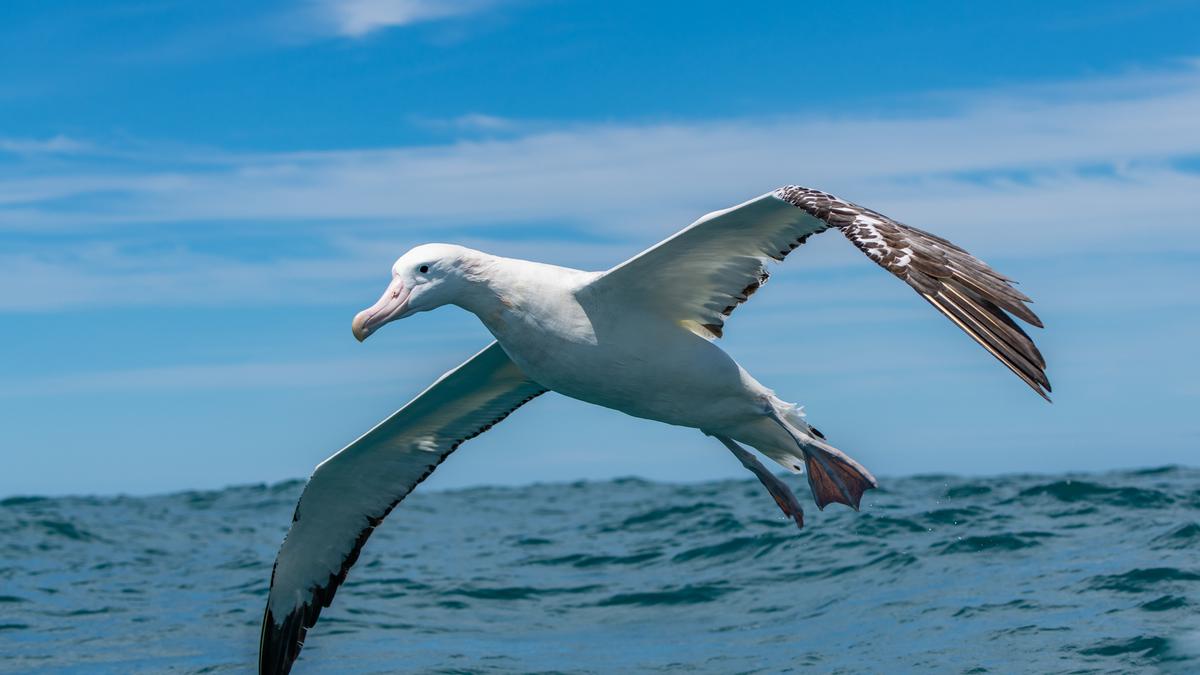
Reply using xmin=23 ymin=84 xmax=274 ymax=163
xmin=1087 ymin=567 xmax=1200 ymax=593
xmin=1151 ymin=522 xmax=1200 ymax=549
xmin=0 ymin=466 xmax=1197 ymax=673
xmin=595 ymin=582 xmax=733 ymax=607
xmin=1015 ymin=480 xmax=1174 ymax=508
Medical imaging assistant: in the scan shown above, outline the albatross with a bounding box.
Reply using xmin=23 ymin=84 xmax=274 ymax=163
xmin=259 ymin=186 xmax=1050 ymax=674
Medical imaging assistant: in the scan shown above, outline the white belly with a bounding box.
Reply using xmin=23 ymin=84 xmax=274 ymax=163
xmin=487 ymin=304 xmax=766 ymax=430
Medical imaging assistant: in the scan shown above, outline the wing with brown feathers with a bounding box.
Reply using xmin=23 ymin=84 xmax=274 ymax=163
xmin=591 ymin=185 xmax=1049 ymax=399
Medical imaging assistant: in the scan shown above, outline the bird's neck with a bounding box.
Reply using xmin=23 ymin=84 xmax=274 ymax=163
xmin=448 ymin=252 xmax=519 ymax=321
xmin=450 ymin=252 xmax=588 ymax=335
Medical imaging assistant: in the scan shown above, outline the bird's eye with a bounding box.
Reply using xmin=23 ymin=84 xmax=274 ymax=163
xmin=419 ymin=265 xmax=429 ymax=274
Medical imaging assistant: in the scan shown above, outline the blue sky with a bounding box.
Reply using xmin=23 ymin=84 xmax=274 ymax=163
xmin=2 ymin=0 xmax=1199 ymax=496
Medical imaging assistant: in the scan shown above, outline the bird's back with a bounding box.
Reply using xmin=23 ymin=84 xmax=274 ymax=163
xmin=479 ymin=264 xmax=762 ymax=429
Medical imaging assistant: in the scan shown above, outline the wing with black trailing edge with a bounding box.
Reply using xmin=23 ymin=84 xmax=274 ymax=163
xmin=590 ymin=186 xmax=1049 ymax=398
xmin=259 ymin=341 xmax=546 ymax=675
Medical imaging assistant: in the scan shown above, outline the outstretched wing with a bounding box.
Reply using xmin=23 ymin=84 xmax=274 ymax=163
xmin=590 ymin=186 xmax=1049 ymax=399
xmin=259 ymin=341 xmax=546 ymax=675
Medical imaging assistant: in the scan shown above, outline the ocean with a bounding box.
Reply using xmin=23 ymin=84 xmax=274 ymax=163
xmin=2 ymin=466 xmax=1198 ymax=674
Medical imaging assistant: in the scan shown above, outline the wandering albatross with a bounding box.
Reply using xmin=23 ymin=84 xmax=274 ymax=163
xmin=259 ymin=186 xmax=1050 ymax=674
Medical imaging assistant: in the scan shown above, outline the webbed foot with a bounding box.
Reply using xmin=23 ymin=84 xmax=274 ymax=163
xmin=803 ymin=444 xmax=877 ymax=511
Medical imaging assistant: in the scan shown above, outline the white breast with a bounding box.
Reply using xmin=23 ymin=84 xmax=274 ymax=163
xmin=482 ymin=270 xmax=762 ymax=429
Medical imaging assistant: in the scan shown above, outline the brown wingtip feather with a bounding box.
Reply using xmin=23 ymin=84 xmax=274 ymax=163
xmin=774 ymin=186 xmax=1051 ymax=400
xmin=920 ymin=291 xmax=1051 ymax=400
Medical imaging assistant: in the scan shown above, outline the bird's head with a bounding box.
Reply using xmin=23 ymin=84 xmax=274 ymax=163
xmin=351 ymin=243 xmax=481 ymax=341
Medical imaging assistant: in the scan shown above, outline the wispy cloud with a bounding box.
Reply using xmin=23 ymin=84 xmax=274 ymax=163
xmin=309 ymin=0 xmax=502 ymax=37
xmin=3 ymin=61 xmax=1200 ymax=311
xmin=410 ymin=113 xmax=521 ymax=134
xmin=0 ymin=353 xmax=456 ymax=397
xmin=0 ymin=134 xmax=91 ymax=156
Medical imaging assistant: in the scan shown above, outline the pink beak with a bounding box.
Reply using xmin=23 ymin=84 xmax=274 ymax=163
xmin=351 ymin=277 xmax=411 ymax=342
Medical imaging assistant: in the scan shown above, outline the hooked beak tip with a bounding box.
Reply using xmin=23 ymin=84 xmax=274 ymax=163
xmin=351 ymin=313 xmax=371 ymax=342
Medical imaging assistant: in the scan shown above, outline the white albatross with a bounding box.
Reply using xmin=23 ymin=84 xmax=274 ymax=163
xmin=259 ymin=185 xmax=1050 ymax=674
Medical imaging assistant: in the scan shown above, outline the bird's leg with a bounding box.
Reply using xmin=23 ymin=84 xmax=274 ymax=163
xmin=713 ymin=434 xmax=804 ymax=529
xmin=763 ymin=408 xmax=878 ymax=511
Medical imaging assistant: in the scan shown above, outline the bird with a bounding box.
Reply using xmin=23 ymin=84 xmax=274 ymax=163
xmin=258 ymin=185 xmax=1050 ymax=674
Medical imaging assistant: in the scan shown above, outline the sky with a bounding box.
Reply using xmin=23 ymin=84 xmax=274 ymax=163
xmin=1 ymin=0 xmax=1198 ymax=496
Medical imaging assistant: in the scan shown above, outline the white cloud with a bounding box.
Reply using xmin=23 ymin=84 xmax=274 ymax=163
xmin=6 ymin=63 xmax=1200 ymax=231
xmin=313 ymin=0 xmax=500 ymax=37
xmin=3 ymin=61 xmax=1200 ymax=311
xmin=410 ymin=113 xmax=520 ymax=133
xmin=0 ymin=134 xmax=90 ymax=155
xmin=0 ymin=351 xmax=469 ymax=397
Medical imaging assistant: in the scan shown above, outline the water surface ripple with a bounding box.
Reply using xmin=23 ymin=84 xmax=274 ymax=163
xmin=2 ymin=467 xmax=1198 ymax=673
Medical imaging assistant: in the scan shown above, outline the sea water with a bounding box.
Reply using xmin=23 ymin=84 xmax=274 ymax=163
xmin=2 ymin=467 xmax=1198 ymax=673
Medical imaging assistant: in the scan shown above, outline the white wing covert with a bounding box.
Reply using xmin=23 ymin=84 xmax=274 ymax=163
xmin=592 ymin=191 xmax=830 ymax=339
xmin=259 ymin=341 xmax=546 ymax=675
xmin=592 ymin=186 xmax=1049 ymax=398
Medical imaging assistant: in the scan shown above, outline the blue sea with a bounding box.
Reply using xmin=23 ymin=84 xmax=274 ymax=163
xmin=2 ymin=466 xmax=1198 ymax=673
